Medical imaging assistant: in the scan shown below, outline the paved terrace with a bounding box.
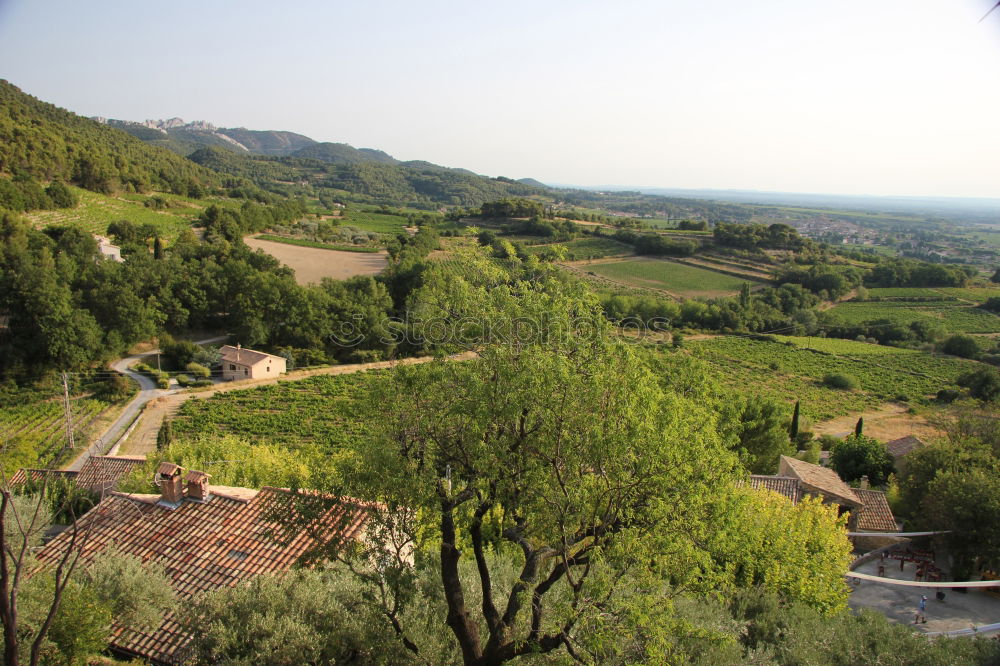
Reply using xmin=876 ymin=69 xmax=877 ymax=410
xmin=848 ymin=557 xmax=1000 ymax=634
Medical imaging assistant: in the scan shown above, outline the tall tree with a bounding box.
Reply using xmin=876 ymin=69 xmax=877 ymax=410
xmin=789 ymin=401 xmax=800 ymax=442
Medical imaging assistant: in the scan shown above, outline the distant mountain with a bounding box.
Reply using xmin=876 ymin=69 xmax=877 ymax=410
xmin=0 ymin=80 xmax=215 ymax=197
xmin=216 ymin=127 xmax=316 ymax=156
xmin=517 ymin=178 xmax=548 ymax=189
xmin=292 ymin=142 xmax=398 ymax=165
xmin=99 ymin=117 xmax=317 ymax=157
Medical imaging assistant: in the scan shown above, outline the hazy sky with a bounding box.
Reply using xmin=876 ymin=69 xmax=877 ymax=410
xmin=2 ymin=0 xmax=1000 ymax=197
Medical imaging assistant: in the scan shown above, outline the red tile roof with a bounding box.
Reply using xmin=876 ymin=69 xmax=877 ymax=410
xmin=35 ymin=486 xmax=372 ymax=664
xmin=6 ymin=468 xmax=77 ymax=486
xmin=219 ymin=345 xmax=277 ymax=367
xmin=749 ymin=471 xmax=898 ymax=534
xmin=854 ymin=488 xmax=898 ymax=532
xmin=74 ymin=456 xmax=147 ymax=494
xmin=8 ymin=456 xmax=145 ymax=495
xmin=747 ymin=475 xmax=802 ymax=503
xmin=886 ymin=436 xmax=924 ymax=460
xmin=779 ymin=455 xmax=861 ymax=506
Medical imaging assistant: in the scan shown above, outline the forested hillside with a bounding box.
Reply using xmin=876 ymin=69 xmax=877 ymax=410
xmin=0 ymin=80 xmax=215 ymax=202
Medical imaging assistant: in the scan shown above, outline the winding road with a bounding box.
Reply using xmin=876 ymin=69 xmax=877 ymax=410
xmin=64 ymin=337 xmax=227 ymax=471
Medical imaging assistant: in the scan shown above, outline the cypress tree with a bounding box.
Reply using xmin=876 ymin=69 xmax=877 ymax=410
xmin=153 ymin=236 xmax=164 ymax=259
xmin=157 ymin=419 xmax=173 ymax=450
xmin=790 ymin=400 xmax=800 ymax=441
xmin=855 ymin=417 xmax=864 ymax=437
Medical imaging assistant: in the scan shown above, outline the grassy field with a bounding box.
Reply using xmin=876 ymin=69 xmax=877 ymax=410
xmin=824 ymin=301 xmax=1000 ymax=334
xmin=586 ymin=258 xmax=759 ymax=298
xmin=171 ymin=371 xmax=383 ymax=451
xmin=23 ymin=187 xmax=223 ymax=241
xmin=528 ymin=237 xmax=634 ymax=260
xmin=865 ymin=286 xmax=1000 ymax=302
xmin=689 ymin=336 xmax=977 ymax=421
xmin=341 ymin=209 xmax=411 ymax=234
xmin=771 ymin=335 xmax=916 ymax=355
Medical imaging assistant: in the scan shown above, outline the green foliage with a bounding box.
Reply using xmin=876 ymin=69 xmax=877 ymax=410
xmin=822 ymin=373 xmax=857 ymax=390
xmin=923 ymin=468 xmax=1000 ymax=579
xmin=78 ymin=546 xmax=176 ymax=631
xmin=0 ymin=80 xmax=215 ymax=197
xmin=479 ymin=198 xmax=544 ymax=218
xmin=706 ymin=490 xmax=852 ymax=613
xmin=724 ymin=590 xmax=1000 ymax=665
xmin=185 ymin=361 xmax=211 ymax=378
xmin=121 ymin=435 xmax=319 ymax=492
xmin=182 ymin=569 xmax=420 ymax=665
xmin=718 ymin=396 xmax=794 ymax=474
xmin=941 ymin=333 xmax=981 ymax=359
xmin=957 ymin=367 xmax=1000 ymax=402
xmin=831 ymin=434 xmax=894 ymax=486
xmin=714 ymin=222 xmax=812 ymax=252
xmin=47 ymin=581 xmax=112 ymax=665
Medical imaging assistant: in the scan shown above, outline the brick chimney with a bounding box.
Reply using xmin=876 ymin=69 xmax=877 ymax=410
xmin=185 ymin=469 xmax=211 ymax=502
xmin=859 ymin=475 xmax=870 ymax=490
xmin=157 ymin=462 xmax=184 ymax=505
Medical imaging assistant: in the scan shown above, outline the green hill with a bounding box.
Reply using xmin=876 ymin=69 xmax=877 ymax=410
xmin=292 ymin=142 xmax=398 ymax=165
xmin=0 ymin=80 xmax=216 ymax=201
xmin=217 ymin=127 xmax=315 ymax=155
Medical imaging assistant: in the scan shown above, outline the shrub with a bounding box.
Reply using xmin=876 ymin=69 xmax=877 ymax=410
xmin=936 ymin=388 xmax=960 ymax=403
xmin=822 ymin=373 xmax=856 ymax=390
xmin=957 ymin=367 xmax=1000 ymax=402
xmin=185 ymin=362 xmax=211 ymax=378
xmin=940 ymin=334 xmax=980 ymax=359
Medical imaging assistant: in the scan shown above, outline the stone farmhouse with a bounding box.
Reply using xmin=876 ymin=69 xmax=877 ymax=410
xmin=749 ymin=455 xmax=897 ymax=534
xmin=219 ymin=344 xmax=286 ymax=381
xmin=35 ymin=462 xmax=373 ymax=665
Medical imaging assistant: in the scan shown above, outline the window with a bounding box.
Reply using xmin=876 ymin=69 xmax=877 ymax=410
xmin=244 ymin=369 xmax=248 ymax=375
xmin=229 ymin=364 xmax=236 ymax=370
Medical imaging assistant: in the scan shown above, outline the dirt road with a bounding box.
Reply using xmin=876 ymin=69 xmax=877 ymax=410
xmin=117 ymin=352 xmax=477 ymax=457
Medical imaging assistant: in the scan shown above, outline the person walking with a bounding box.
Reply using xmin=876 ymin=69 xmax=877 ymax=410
xmin=915 ymin=595 xmax=928 ymax=624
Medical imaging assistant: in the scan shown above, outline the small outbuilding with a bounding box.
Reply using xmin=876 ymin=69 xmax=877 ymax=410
xmin=219 ymin=344 xmax=286 ymax=381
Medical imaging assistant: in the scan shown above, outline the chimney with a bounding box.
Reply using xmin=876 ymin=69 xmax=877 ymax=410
xmin=185 ymin=469 xmax=212 ymax=502
xmin=157 ymin=462 xmax=184 ymax=506
xmin=859 ymin=475 xmax=870 ymax=490
xmin=236 ymin=343 xmax=241 ymax=362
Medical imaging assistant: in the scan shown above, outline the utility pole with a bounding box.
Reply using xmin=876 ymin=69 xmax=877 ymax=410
xmin=61 ymin=372 xmax=75 ymax=451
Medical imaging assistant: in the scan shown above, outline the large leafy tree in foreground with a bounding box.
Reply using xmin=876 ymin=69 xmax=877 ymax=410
xmin=352 ymin=341 xmax=734 ymax=664
xmin=303 ymin=253 xmax=741 ymax=664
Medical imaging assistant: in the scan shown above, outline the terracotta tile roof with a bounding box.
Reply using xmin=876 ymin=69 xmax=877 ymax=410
xmin=74 ymin=456 xmax=147 ymax=494
xmin=779 ymin=456 xmax=860 ymax=506
xmin=35 ymin=486 xmax=371 ymax=665
xmin=9 ymin=457 xmax=145 ymax=495
xmin=7 ymin=468 xmax=78 ymax=486
xmin=157 ymin=462 xmax=181 ymax=477
xmin=185 ymin=470 xmax=210 ymax=483
xmin=747 ymin=475 xmax=802 ymax=503
xmin=219 ymin=345 xmax=276 ymax=367
xmin=854 ymin=488 xmax=898 ymax=532
xmin=886 ymin=435 xmax=924 ymax=460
